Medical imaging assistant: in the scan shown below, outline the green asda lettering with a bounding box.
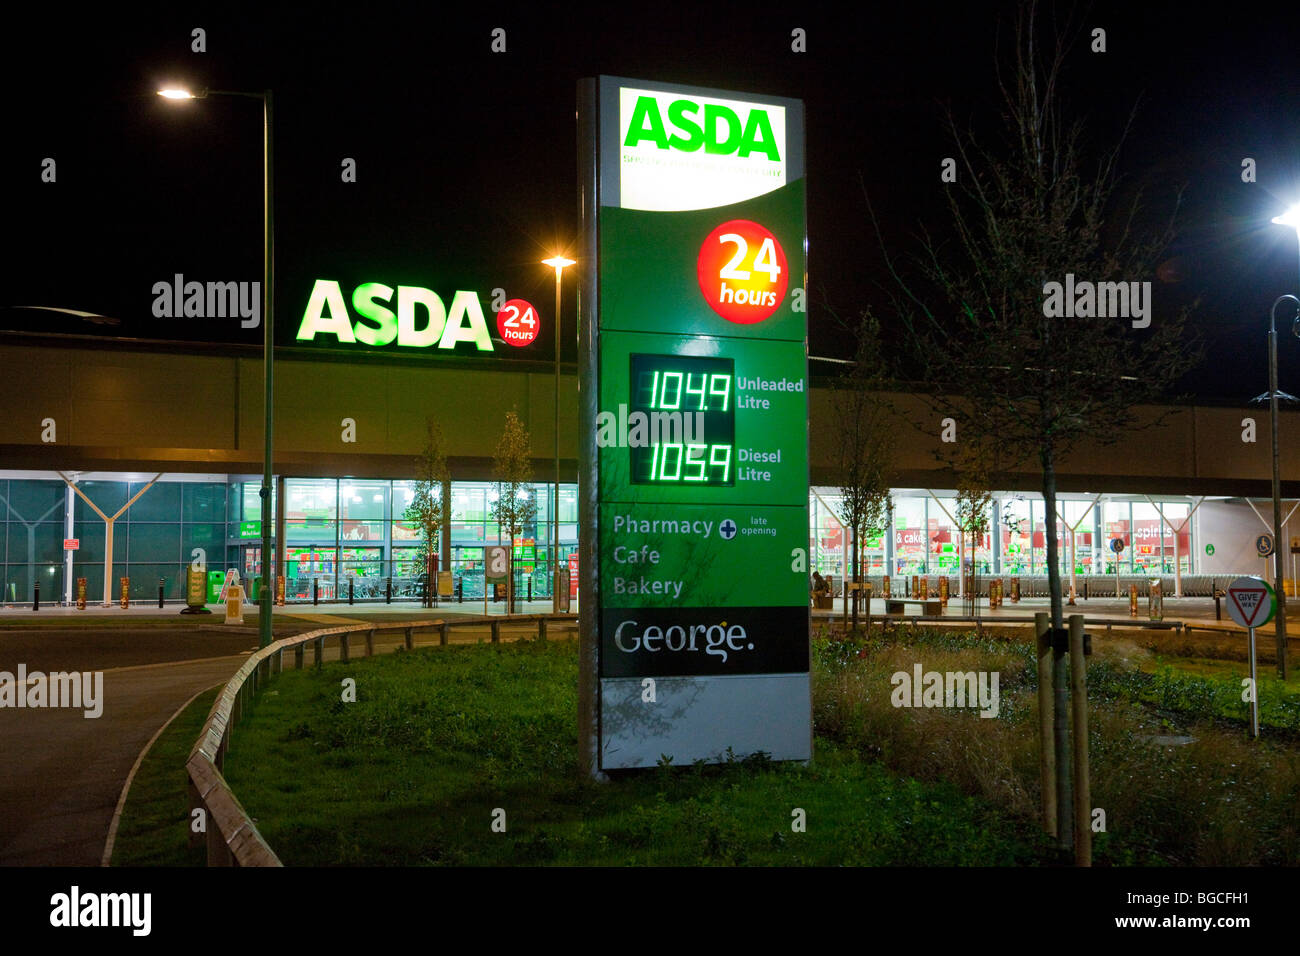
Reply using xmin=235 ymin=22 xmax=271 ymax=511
xmin=623 ymin=96 xmax=780 ymax=161
xmin=297 ymin=279 xmax=494 ymax=351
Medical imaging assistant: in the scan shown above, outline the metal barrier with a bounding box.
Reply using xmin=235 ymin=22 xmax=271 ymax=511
xmin=832 ymin=574 xmax=1251 ymax=599
xmin=186 ymin=613 xmax=578 ymax=866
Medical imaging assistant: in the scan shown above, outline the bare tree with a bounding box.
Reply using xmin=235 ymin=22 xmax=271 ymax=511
xmin=831 ymin=311 xmax=896 ymax=630
xmin=491 ymin=408 xmax=538 ymax=613
xmin=404 ymin=417 xmax=449 ymax=608
xmin=874 ymin=0 xmax=1198 ymax=631
xmin=869 ymin=0 xmax=1201 ymax=851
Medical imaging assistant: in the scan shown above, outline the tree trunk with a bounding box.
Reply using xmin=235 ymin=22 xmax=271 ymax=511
xmin=1042 ymin=438 xmax=1073 ymax=854
xmin=850 ymin=523 xmax=860 ymax=631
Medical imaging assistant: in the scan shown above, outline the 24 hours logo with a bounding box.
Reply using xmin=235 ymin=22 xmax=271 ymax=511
xmin=697 ymin=219 xmax=789 ymax=324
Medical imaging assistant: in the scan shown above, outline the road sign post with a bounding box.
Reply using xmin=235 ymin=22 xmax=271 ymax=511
xmin=579 ymin=76 xmax=809 ymax=771
xmin=1225 ymin=575 xmax=1277 ymax=738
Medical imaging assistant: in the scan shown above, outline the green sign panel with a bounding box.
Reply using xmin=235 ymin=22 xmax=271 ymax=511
xmin=580 ymin=76 xmax=809 ymax=770
xmin=239 ymin=521 xmax=261 ymax=538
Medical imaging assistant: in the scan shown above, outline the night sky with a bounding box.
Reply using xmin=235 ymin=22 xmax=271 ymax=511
xmin=4 ymin=1 xmax=1299 ymax=401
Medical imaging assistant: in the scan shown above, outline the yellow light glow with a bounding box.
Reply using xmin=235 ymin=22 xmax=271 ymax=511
xmin=543 ymin=256 xmax=576 ymax=270
xmin=157 ymin=88 xmax=195 ymax=99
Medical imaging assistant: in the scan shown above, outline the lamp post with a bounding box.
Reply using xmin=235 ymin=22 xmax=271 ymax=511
xmin=1262 ymin=205 xmax=1300 ymax=679
xmin=160 ymin=87 xmax=275 ymax=648
xmin=542 ymin=255 xmax=575 ymax=612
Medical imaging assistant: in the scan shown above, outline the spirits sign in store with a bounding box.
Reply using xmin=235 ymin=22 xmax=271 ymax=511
xmin=579 ymin=77 xmax=810 ymax=770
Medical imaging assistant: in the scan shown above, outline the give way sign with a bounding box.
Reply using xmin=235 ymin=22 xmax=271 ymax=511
xmin=1225 ymin=576 xmax=1276 ymax=629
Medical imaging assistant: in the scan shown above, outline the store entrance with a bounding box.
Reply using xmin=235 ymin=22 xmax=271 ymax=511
xmin=238 ymin=544 xmax=286 ymax=602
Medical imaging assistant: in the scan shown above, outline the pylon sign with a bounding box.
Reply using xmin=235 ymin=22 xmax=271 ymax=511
xmin=579 ymin=76 xmax=810 ymax=770
xmin=1225 ymin=576 xmax=1276 ymax=629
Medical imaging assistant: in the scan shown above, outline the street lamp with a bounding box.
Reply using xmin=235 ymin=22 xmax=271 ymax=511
xmin=1260 ymin=203 xmax=1300 ymax=678
xmin=542 ymin=255 xmax=575 ymax=612
xmin=160 ymin=86 xmax=276 ymax=649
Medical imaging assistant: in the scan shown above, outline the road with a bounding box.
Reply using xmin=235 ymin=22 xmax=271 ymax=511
xmin=0 ymin=627 xmax=263 ymax=866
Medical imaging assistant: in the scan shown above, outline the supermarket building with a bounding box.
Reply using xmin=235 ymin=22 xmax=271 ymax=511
xmin=1 ymin=336 xmax=1297 ymax=605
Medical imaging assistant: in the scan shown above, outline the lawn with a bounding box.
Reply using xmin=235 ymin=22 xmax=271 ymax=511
xmin=113 ymin=626 xmax=1300 ymax=866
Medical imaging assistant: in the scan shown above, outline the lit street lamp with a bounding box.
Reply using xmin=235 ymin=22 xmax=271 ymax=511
xmin=160 ymin=86 xmax=276 ymax=648
xmin=1258 ymin=204 xmax=1300 ymax=678
xmin=543 ymin=255 xmax=575 ymax=612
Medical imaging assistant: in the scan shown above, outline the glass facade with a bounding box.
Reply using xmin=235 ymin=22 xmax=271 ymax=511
xmin=0 ymin=471 xmax=1211 ymax=605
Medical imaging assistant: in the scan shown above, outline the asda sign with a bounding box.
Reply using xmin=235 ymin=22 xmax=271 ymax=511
xmin=623 ymin=95 xmax=780 ymax=160
xmin=296 ymin=279 xmax=493 ymax=351
xmin=581 ymin=76 xmax=808 ymax=772
xmin=618 ymin=87 xmax=786 ymax=212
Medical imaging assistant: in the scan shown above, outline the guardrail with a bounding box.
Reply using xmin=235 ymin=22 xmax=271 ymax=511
xmin=186 ymin=613 xmax=578 ymax=867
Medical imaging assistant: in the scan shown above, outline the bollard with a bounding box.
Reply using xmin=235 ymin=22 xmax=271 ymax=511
xmin=528 ymin=578 xmax=533 ymax=602
xmin=1214 ymin=582 xmax=1222 ymax=620
xmin=313 ymin=578 xmax=319 ymax=606
xmin=457 ymin=579 xmax=463 ymax=603
xmin=882 ymin=575 xmax=891 ymax=599
xmin=989 ymin=582 xmax=996 ymax=609
xmin=1012 ymin=577 xmax=1021 ymax=603
xmin=939 ymin=576 xmax=949 ymax=607
xmin=33 ymin=580 xmax=39 ymax=612
xmin=386 ymin=577 xmax=392 ymax=604
xmin=911 ymin=574 xmax=918 ymax=598
xmin=76 ymin=577 xmax=86 ymax=611
xmin=120 ymin=576 xmax=130 ymax=609
xmin=1082 ymin=578 xmax=1089 ymax=601
xmin=1129 ymin=584 xmax=1138 ymax=617
xmin=159 ymin=577 xmax=165 ymax=609
xmin=1148 ymin=579 xmax=1163 ymax=621
xmin=349 ymin=577 xmax=354 ymax=606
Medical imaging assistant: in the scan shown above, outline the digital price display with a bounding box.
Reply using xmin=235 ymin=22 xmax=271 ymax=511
xmin=629 ymin=353 xmax=735 ymax=486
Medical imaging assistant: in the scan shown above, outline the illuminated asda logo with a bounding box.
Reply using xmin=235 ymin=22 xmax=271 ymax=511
xmin=623 ymin=95 xmax=780 ymax=160
xmin=296 ymin=279 xmax=493 ymax=351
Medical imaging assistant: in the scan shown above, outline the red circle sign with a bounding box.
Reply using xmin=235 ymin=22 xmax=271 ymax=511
xmin=496 ymin=299 xmax=540 ymax=346
xmin=697 ymin=219 xmax=789 ymax=324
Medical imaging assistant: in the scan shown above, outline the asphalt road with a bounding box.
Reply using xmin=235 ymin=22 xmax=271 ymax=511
xmin=0 ymin=616 xmax=573 ymax=866
xmin=0 ymin=627 xmax=267 ymax=866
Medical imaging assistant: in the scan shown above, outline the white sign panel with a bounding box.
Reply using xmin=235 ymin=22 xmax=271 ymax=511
xmin=618 ymin=87 xmax=786 ymax=211
xmin=1225 ymin=575 xmax=1276 ymax=628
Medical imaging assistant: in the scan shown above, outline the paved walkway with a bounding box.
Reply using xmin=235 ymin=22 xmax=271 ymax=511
xmin=0 ymin=654 xmax=247 ymax=865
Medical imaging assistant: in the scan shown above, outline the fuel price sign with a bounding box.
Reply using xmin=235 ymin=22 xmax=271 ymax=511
xmin=580 ymin=76 xmax=809 ymax=771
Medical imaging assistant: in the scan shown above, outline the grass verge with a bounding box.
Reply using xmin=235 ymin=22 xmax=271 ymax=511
xmin=109 ymin=687 xmax=219 ymax=866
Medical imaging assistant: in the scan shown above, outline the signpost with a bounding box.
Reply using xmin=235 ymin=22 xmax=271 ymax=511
xmin=1225 ymin=575 xmax=1277 ymax=738
xmin=1110 ymin=538 xmax=1125 ymax=596
xmin=579 ymin=77 xmax=809 ymax=771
